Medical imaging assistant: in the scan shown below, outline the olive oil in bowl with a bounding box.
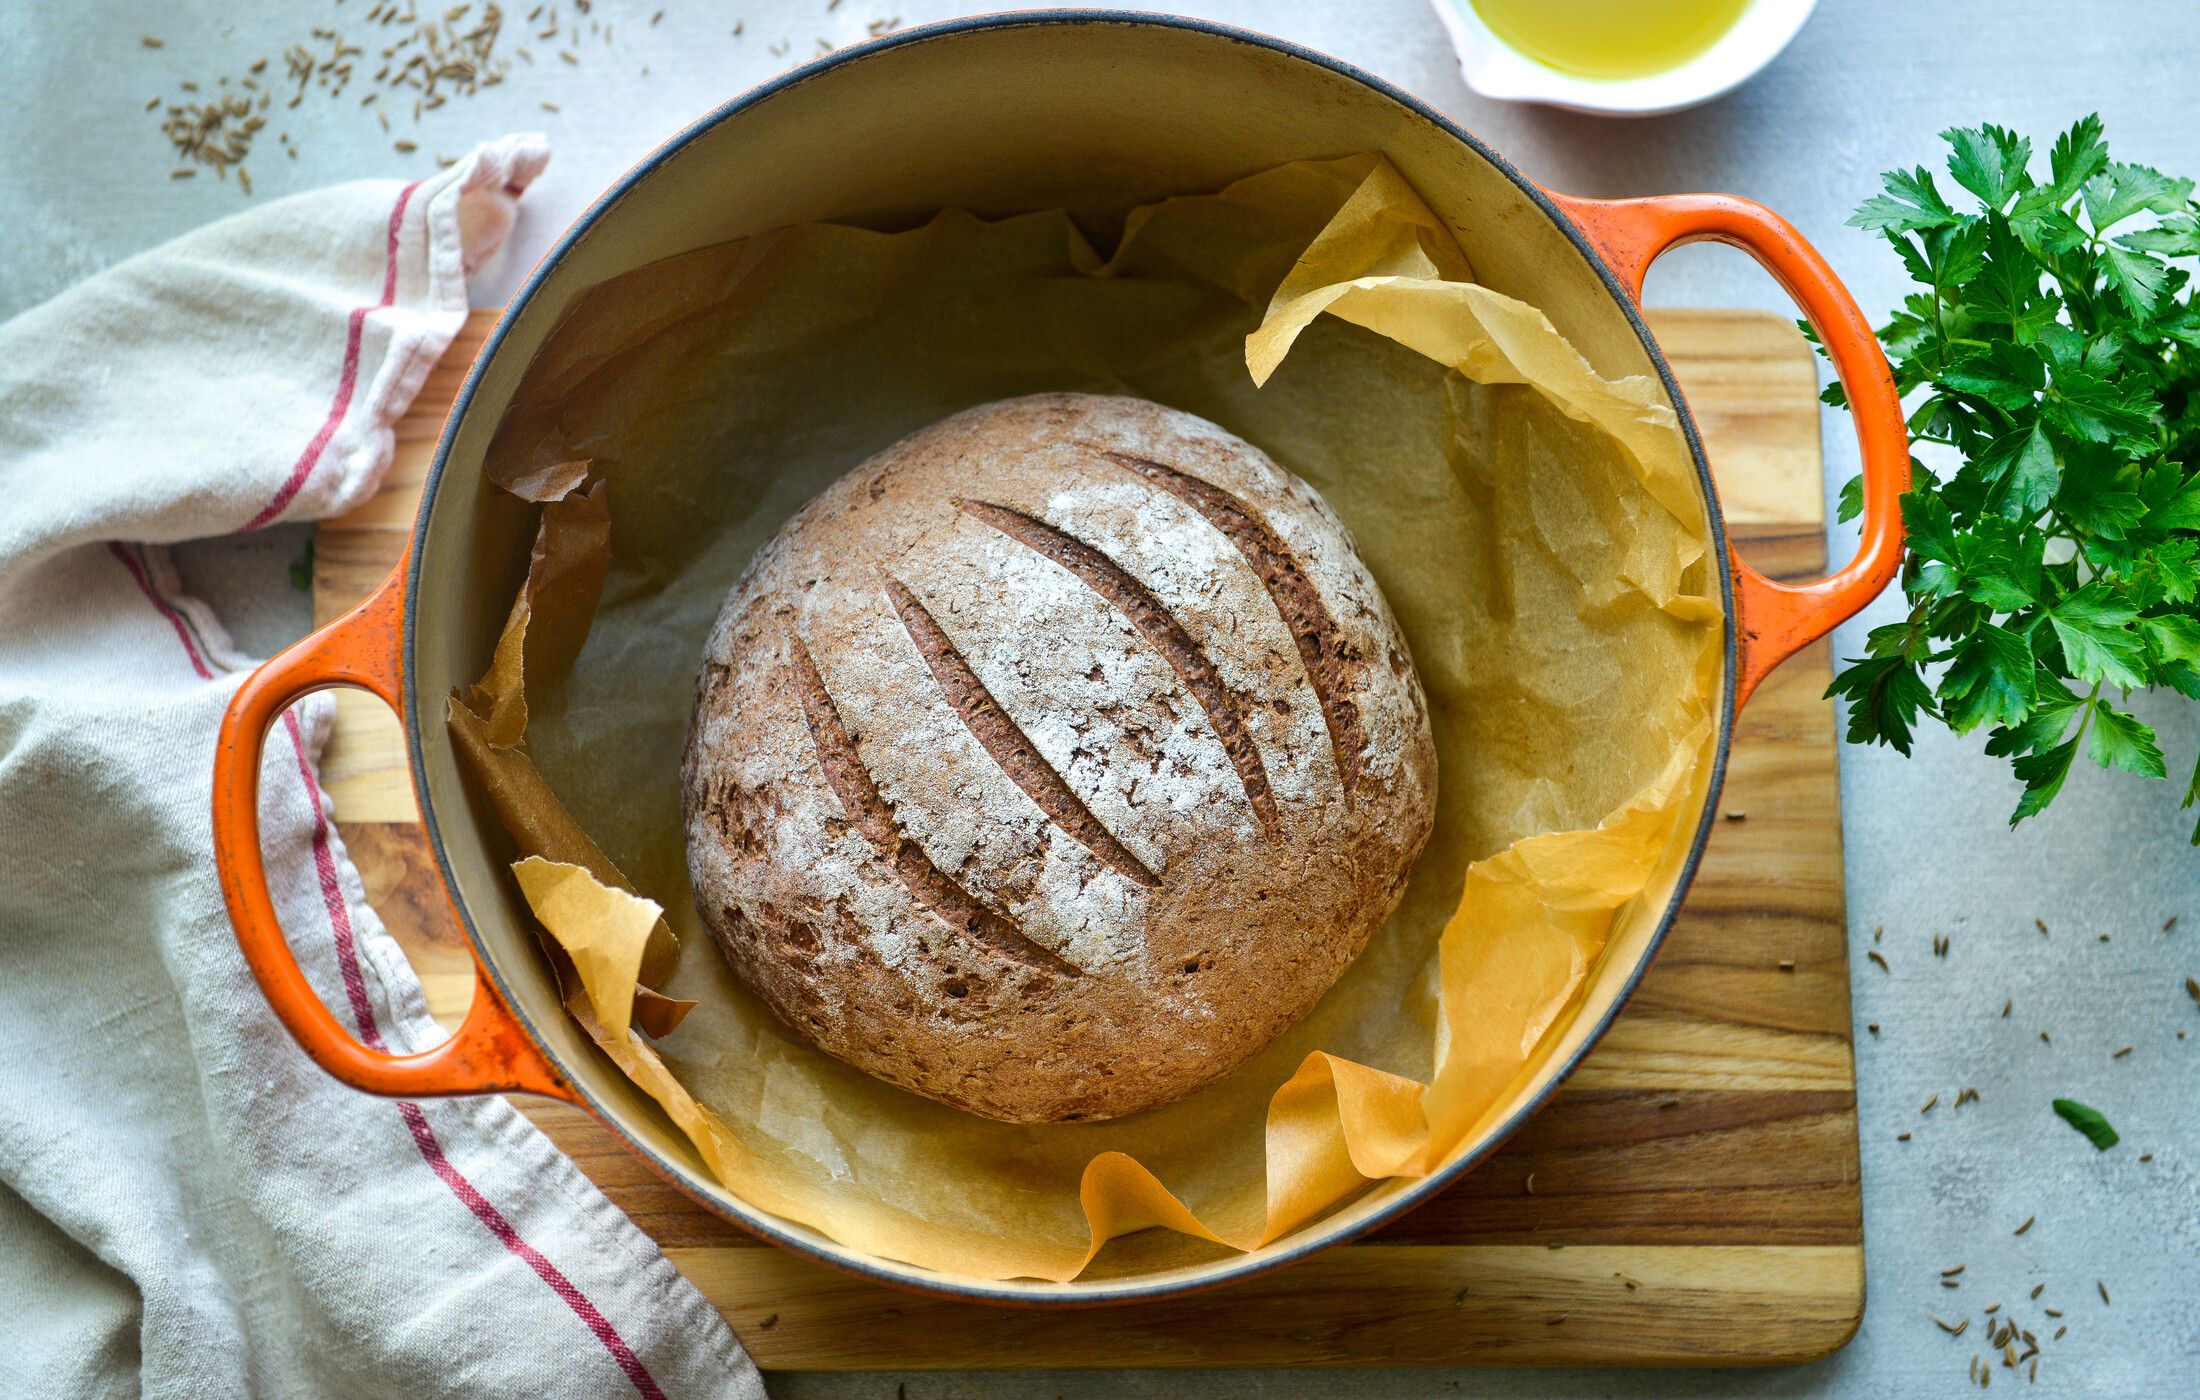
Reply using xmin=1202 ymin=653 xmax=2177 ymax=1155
xmin=1470 ymin=0 xmax=1754 ymax=80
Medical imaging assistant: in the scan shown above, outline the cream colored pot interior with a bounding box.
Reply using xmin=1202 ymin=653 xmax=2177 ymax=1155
xmin=410 ymin=17 xmax=1720 ymax=1297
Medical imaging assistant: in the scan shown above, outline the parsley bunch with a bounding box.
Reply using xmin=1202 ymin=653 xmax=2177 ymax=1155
xmin=1823 ymin=116 xmax=2200 ymax=839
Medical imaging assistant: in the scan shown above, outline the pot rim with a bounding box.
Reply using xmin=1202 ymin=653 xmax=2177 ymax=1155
xmin=401 ymin=8 xmax=1739 ymax=1304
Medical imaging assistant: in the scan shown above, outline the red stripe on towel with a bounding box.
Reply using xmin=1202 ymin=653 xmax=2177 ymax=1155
xmin=112 ymin=545 xmax=667 ymax=1399
xmin=108 ymin=544 xmax=214 ymax=680
xmin=240 ymin=178 xmax=423 ymax=532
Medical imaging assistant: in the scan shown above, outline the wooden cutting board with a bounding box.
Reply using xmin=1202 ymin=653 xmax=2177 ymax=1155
xmin=317 ymin=306 xmax=1862 ymax=1369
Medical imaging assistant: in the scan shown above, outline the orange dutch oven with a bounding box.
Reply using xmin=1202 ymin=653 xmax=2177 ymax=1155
xmin=211 ymin=13 xmax=1903 ymax=1304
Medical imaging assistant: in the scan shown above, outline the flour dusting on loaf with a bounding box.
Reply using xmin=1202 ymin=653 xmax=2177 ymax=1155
xmin=683 ymin=394 xmax=1436 ymax=1122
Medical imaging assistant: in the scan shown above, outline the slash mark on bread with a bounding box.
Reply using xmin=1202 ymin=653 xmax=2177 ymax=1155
xmin=955 ymin=497 xmax=1282 ymax=837
xmin=1096 ymin=450 xmax=1368 ymax=804
xmin=789 ymin=639 xmax=1079 ymax=976
xmin=883 ymin=576 xmax=1162 ymax=888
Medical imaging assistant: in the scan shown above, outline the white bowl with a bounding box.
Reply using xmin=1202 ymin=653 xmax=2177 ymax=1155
xmin=1430 ymin=0 xmax=1818 ymax=116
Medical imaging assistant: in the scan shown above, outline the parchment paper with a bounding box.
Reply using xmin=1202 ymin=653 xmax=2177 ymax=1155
xmin=452 ymin=153 xmax=1720 ymax=1281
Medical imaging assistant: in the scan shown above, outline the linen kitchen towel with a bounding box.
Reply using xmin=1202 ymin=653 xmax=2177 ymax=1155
xmin=0 ymin=135 xmax=763 ymax=1400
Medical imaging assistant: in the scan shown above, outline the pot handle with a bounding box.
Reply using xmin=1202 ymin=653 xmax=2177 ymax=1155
xmin=211 ymin=557 xmax=576 ymax=1102
xmin=1544 ymin=190 xmax=1907 ymax=706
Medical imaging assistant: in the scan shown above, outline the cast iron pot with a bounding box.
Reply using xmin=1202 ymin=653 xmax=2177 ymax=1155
xmin=212 ymin=12 xmax=1904 ymax=1304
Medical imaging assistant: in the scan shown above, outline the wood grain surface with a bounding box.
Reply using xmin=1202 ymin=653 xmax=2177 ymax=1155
xmin=315 ymin=306 xmax=1861 ymax=1369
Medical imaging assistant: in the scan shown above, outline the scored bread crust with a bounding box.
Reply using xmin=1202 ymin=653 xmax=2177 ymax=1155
xmin=683 ymin=394 xmax=1436 ymax=1122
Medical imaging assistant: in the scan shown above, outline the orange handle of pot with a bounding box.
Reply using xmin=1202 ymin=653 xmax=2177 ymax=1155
xmin=211 ymin=557 xmax=575 ymax=1102
xmin=1546 ymin=190 xmax=1907 ymax=707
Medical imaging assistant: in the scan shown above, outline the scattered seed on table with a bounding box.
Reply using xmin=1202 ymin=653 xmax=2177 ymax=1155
xmin=1897 ymin=1132 xmax=1912 ymax=1141
xmin=2140 ymin=1152 xmax=2154 ymax=1162
xmin=1943 ymin=1277 xmax=1961 ymax=1289
xmin=1724 ymin=809 xmax=1747 ymax=821
xmin=1942 ymin=1264 xmax=1966 ymax=1277
xmin=2015 ymin=1216 xmax=2035 ymax=1236
xmin=2113 ymin=1046 xmax=2133 ymax=1059
xmin=1870 ymin=951 xmax=1890 ymax=972
xmin=393 ymin=139 xmax=416 ymax=151
xmin=1778 ymin=959 xmax=1795 ymax=972
xmin=541 ymin=99 xmax=559 ymax=110
xmin=1875 ymin=924 xmax=1884 ymax=943
xmin=1934 ymin=1314 xmax=1967 ymax=1334
xmin=2002 ymin=998 xmax=2012 ymax=1018
xmin=2035 ymin=918 xmax=2049 ymax=936
xmin=2044 ymin=1308 xmax=2061 ymax=1318
xmin=2040 ymin=1031 xmax=2052 ymax=1045
xmin=142 ymin=35 xmax=164 ymax=47
xmin=2098 ymin=1281 xmax=2110 ymax=1305
xmin=1869 ymin=1023 xmax=1881 ymax=1035
xmin=1984 ymin=1302 xmax=2000 ymax=1314
xmin=1922 ymin=1094 xmax=1940 ymax=1113
xmin=2054 ymin=1326 xmax=2066 ymax=1339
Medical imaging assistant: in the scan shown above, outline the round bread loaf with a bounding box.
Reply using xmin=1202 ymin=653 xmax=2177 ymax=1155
xmin=683 ymin=393 xmax=1436 ymax=1122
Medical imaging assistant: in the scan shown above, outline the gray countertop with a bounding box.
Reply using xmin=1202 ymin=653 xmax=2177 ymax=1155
xmin=9 ymin=2 xmax=2195 ymax=1395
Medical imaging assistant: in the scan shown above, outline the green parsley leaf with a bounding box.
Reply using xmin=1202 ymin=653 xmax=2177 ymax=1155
xmin=1836 ymin=472 xmax=1864 ymax=524
xmin=2152 ymin=537 xmax=2199 ymax=604
xmin=2043 ymin=362 xmax=2157 ymax=450
xmin=1987 ymin=679 xmax=2084 ymax=755
xmin=1940 ymin=624 xmax=2035 ymax=732
xmin=2051 ymin=1098 xmax=2119 ymax=1150
xmin=2101 ymin=245 xmax=2170 ymax=316
xmin=2012 ymin=735 xmax=2081 ymax=821
xmin=1944 ymin=124 xmax=2033 ymax=210
xmin=2083 ymin=162 xmax=2195 ymax=231
xmin=1825 ymin=655 xmax=1933 ymax=755
xmin=2144 ymin=613 xmax=2200 ymax=668
xmin=2047 ymin=114 xmax=2109 ymax=201
xmin=2162 ymin=477 xmax=2200 ymax=530
xmin=1974 ymin=423 xmax=2060 ymax=518
xmin=1851 ymin=165 xmax=1961 ymax=233
xmin=2116 ymin=213 xmax=2200 ymax=257
xmin=2087 ymin=699 xmax=2166 ymax=777
xmin=2058 ymin=468 xmax=2150 ymax=539
xmin=2050 ymin=584 xmax=2150 ymax=688
xmin=1940 ymin=339 xmax=2044 ymax=408
xmin=1965 ymin=216 xmax=2059 ymax=341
